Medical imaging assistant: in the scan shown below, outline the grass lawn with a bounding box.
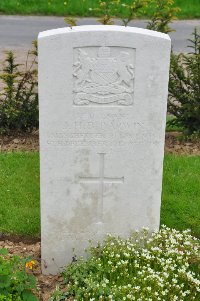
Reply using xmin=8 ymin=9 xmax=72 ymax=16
xmin=0 ymin=0 xmax=199 ymax=19
xmin=161 ymin=154 xmax=200 ymax=238
xmin=0 ymin=152 xmax=40 ymax=236
xmin=0 ymin=152 xmax=199 ymax=238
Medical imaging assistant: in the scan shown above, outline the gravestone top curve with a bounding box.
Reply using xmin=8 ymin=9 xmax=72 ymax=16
xmin=38 ymin=24 xmax=171 ymax=40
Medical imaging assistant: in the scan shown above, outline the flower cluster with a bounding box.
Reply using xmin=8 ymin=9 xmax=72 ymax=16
xmin=25 ymin=260 xmax=37 ymax=270
xmin=58 ymin=226 xmax=200 ymax=301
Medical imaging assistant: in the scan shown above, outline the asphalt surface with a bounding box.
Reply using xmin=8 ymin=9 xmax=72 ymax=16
xmin=0 ymin=15 xmax=200 ymax=52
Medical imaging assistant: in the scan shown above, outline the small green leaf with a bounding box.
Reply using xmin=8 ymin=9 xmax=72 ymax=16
xmin=0 ymin=249 xmax=8 ymax=256
xmin=0 ymin=276 xmax=11 ymax=288
xmin=22 ymin=290 xmax=39 ymax=301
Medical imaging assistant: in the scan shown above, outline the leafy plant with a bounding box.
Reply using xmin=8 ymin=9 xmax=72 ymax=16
xmin=49 ymin=285 xmax=68 ymax=301
xmin=64 ymin=0 xmax=179 ymax=33
xmin=147 ymin=0 xmax=180 ymax=34
xmin=0 ymin=42 xmax=38 ymax=133
xmin=0 ymin=249 xmax=38 ymax=301
xmin=51 ymin=226 xmax=200 ymax=301
xmin=119 ymin=0 xmax=150 ymax=27
xmin=64 ymin=16 xmax=77 ymax=28
xmin=168 ymin=28 xmax=200 ymax=135
xmin=65 ymin=0 xmax=119 ymax=26
xmin=0 ymin=294 xmax=22 ymax=301
xmin=92 ymin=0 xmax=150 ymax=26
xmin=93 ymin=0 xmax=117 ymax=25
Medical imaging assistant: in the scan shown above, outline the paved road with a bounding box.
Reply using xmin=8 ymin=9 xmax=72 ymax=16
xmin=0 ymin=15 xmax=200 ymax=52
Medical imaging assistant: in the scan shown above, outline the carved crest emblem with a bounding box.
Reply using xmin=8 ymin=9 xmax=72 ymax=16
xmin=73 ymin=46 xmax=135 ymax=106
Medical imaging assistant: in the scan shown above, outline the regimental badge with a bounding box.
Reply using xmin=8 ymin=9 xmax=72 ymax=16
xmin=73 ymin=46 xmax=135 ymax=106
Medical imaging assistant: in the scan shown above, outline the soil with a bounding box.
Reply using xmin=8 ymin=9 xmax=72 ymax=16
xmin=0 ymin=239 xmax=66 ymax=301
xmin=0 ymin=131 xmax=200 ymax=155
xmin=165 ymin=132 xmax=200 ymax=156
xmin=0 ymin=131 xmax=39 ymax=152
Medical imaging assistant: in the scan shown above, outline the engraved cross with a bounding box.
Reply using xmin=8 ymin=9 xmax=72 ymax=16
xmin=79 ymin=153 xmax=124 ymax=222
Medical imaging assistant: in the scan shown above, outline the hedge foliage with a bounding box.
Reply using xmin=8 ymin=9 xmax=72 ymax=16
xmin=168 ymin=28 xmax=200 ymax=135
xmin=0 ymin=42 xmax=38 ymax=133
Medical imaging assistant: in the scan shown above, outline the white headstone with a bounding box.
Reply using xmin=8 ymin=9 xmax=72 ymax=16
xmin=38 ymin=25 xmax=171 ymax=274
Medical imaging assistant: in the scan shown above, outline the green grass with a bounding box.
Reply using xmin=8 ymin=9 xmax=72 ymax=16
xmin=0 ymin=0 xmax=199 ymax=19
xmin=161 ymin=154 xmax=200 ymax=238
xmin=0 ymin=152 xmax=199 ymax=238
xmin=0 ymin=152 xmax=40 ymax=236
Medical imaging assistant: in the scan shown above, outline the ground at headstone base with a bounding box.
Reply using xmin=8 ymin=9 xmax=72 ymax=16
xmin=0 ymin=130 xmax=39 ymax=152
xmin=0 ymin=238 xmax=67 ymax=301
xmin=0 ymin=131 xmax=200 ymax=155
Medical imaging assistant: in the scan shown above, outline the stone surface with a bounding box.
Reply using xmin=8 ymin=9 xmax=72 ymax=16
xmin=38 ymin=25 xmax=171 ymax=274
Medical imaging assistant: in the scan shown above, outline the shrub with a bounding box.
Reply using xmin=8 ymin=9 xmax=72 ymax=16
xmin=95 ymin=0 xmax=150 ymax=26
xmin=146 ymin=0 xmax=180 ymax=34
xmin=0 ymin=42 xmax=38 ymax=133
xmin=64 ymin=0 xmax=179 ymax=33
xmin=0 ymin=249 xmax=38 ymax=301
xmin=50 ymin=226 xmax=200 ymax=301
xmin=168 ymin=28 xmax=200 ymax=135
xmin=65 ymin=0 xmax=150 ymax=27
